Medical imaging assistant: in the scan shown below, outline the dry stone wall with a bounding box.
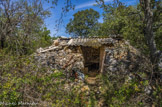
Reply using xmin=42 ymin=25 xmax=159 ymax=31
xmin=35 ymin=44 xmax=85 ymax=79
xmin=103 ymin=41 xmax=151 ymax=79
xmin=103 ymin=41 xmax=153 ymax=96
xmin=35 ymin=38 xmax=151 ymax=81
xmin=34 ymin=38 xmax=154 ymax=106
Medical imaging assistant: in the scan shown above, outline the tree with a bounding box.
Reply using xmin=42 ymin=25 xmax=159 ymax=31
xmin=66 ymin=8 xmax=100 ymax=37
xmin=0 ymin=0 xmax=50 ymax=55
xmin=140 ymin=0 xmax=161 ymax=72
xmin=96 ymin=2 xmax=147 ymax=51
xmin=97 ymin=0 xmax=161 ymax=72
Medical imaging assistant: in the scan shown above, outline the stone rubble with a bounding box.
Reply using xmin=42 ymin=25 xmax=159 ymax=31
xmin=35 ymin=38 xmax=85 ymax=79
xmin=34 ymin=37 xmax=153 ymax=106
xmin=35 ymin=38 xmax=152 ymax=81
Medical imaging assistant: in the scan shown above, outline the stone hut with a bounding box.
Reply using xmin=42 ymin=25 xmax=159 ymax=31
xmin=36 ymin=36 xmax=150 ymax=78
xmin=66 ymin=37 xmax=122 ymax=75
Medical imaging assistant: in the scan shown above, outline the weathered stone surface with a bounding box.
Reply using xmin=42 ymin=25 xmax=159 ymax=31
xmin=104 ymin=42 xmax=151 ymax=73
xmin=34 ymin=37 xmax=153 ymax=106
xmin=34 ymin=41 xmax=85 ymax=81
xmin=35 ymin=38 xmax=151 ymax=83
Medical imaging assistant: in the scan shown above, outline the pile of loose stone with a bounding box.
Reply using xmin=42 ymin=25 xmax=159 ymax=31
xmin=34 ymin=38 xmax=85 ymax=79
xmin=34 ymin=38 xmax=152 ymax=81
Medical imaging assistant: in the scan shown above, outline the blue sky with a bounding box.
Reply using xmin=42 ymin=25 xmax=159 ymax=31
xmin=43 ymin=0 xmax=138 ymax=37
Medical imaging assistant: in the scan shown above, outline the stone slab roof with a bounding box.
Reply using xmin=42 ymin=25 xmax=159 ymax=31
xmin=67 ymin=38 xmax=118 ymax=47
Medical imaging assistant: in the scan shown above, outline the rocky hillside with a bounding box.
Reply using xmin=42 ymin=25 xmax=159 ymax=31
xmin=33 ymin=37 xmax=156 ymax=106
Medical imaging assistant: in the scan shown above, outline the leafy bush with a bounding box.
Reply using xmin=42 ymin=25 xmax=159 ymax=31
xmin=0 ymin=51 xmax=83 ymax=107
xmin=101 ymin=72 xmax=162 ymax=107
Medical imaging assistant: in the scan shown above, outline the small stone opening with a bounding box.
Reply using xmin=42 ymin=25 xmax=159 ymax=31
xmin=87 ymin=63 xmax=99 ymax=71
xmin=81 ymin=47 xmax=100 ymax=77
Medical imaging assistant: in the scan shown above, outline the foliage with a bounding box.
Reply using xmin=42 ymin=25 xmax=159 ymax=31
xmin=97 ymin=1 xmax=162 ymax=54
xmin=66 ymin=8 xmax=100 ymax=37
xmin=0 ymin=51 xmax=83 ymax=107
xmin=101 ymin=72 xmax=162 ymax=107
xmin=155 ymin=26 xmax=162 ymax=50
xmin=0 ymin=0 xmax=52 ymax=55
xmin=0 ymin=49 xmax=161 ymax=106
xmin=97 ymin=4 xmax=148 ymax=52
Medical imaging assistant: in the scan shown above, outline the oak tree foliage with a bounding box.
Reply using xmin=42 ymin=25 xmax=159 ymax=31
xmin=66 ymin=8 xmax=100 ymax=37
xmin=0 ymin=0 xmax=51 ymax=55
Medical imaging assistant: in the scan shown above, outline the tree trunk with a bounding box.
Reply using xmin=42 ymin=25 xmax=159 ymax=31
xmin=141 ymin=0 xmax=160 ymax=73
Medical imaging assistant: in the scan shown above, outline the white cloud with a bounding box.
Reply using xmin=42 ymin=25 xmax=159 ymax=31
xmin=75 ymin=0 xmax=112 ymax=9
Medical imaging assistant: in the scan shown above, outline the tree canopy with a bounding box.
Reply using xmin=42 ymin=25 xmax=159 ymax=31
xmin=66 ymin=8 xmax=100 ymax=37
xmin=0 ymin=0 xmax=52 ymax=55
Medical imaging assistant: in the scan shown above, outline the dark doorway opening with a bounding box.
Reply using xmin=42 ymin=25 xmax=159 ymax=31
xmin=81 ymin=47 xmax=100 ymax=77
